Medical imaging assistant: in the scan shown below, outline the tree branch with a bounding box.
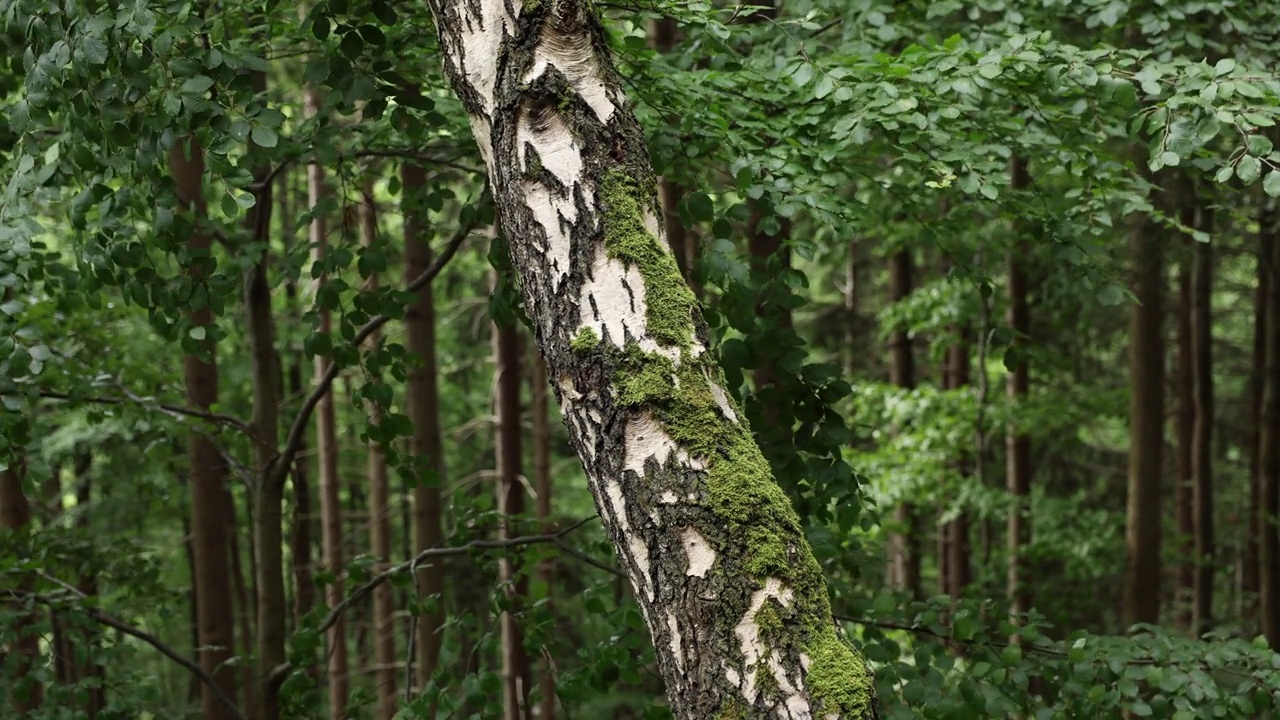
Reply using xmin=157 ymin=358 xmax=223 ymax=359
xmin=9 ymin=578 xmax=248 ymax=720
xmin=269 ymin=221 xmax=478 ymax=486
xmin=37 ymin=389 xmax=253 ymax=436
xmin=318 ymin=516 xmax=596 ymax=635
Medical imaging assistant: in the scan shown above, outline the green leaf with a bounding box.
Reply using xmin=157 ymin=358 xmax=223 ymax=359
xmin=251 ymin=125 xmax=279 ymax=148
xmin=1213 ymin=58 xmax=1236 ymax=76
xmin=180 ymin=76 xmax=214 ymax=95
xmin=1238 ymin=156 xmax=1261 ymax=184
xmin=978 ymin=63 xmax=1002 ymax=79
xmin=792 ymin=63 xmax=814 ymax=87
xmin=814 ymin=74 xmax=835 ymax=100
xmin=1264 ymin=171 xmax=1280 ymax=198
xmin=189 ymin=326 xmax=207 ymax=340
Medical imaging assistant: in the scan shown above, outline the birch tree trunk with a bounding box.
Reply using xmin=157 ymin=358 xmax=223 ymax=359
xmin=423 ymin=1 xmax=877 ymax=716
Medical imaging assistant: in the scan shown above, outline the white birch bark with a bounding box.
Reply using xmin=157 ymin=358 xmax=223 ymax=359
xmin=424 ymin=1 xmax=878 ymax=716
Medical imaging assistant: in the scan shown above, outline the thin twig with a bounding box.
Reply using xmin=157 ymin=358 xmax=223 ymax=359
xmin=12 ymin=578 xmax=248 ymax=720
xmin=318 ymin=516 xmax=596 ymax=635
xmin=37 ymin=389 xmax=253 ymax=435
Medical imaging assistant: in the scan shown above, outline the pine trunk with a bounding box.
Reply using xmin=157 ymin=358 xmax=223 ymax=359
xmin=424 ymin=1 xmax=877 ymax=715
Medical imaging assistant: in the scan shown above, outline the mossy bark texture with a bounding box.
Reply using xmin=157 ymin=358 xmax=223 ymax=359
xmin=425 ymin=0 xmax=877 ymax=717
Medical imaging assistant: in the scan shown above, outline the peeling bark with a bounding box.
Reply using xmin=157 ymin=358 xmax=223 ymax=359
xmin=423 ymin=1 xmax=877 ymax=716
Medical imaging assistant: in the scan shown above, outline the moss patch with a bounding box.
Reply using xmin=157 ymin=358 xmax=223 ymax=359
xmin=600 ymin=170 xmax=697 ymax=349
xmin=805 ymin=623 xmax=877 ymax=716
xmin=570 ymin=327 xmax=599 ymax=354
xmin=600 ymin=166 xmax=873 ymax=717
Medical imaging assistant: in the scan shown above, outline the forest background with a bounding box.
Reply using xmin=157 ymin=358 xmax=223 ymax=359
xmin=4 ymin=0 xmax=1280 ymax=718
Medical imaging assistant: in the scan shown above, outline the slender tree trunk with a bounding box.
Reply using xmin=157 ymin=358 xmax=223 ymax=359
xmin=1246 ymin=198 xmax=1272 ymax=627
xmin=307 ymin=86 xmax=350 ymax=718
xmin=1 ymin=457 xmax=43 ymax=714
xmin=493 ymin=266 xmax=532 ymax=720
xmin=402 ymin=160 xmax=446 ymax=692
xmin=229 ymin=496 xmax=255 ymax=714
xmin=1125 ymin=193 xmax=1166 ymax=628
xmin=243 ymin=76 xmax=284 ymax=716
xmin=72 ymin=450 xmax=105 ymax=715
xmin=844 ymin=240 xmax=860 ymax=380
xmin=360 ymin=179 xmax=399 ymax=720
xmin=648 ymin=15 xmax=694 ymax=291
xmin=1175 ymin=240 xmax=1194 ymax=630
xmin=168 ymin=136 xmax=238 ymax=720
xmin=947 ymin=329 xmax=972 ymax=598
xmin=749 ymin=207 xmax=793 ymax=431
xmin=424 ymin=2 xmax=877 ymax=715
xmin=1007 ymin=156 xmax=1032 ymax=624
xmin=532 ymin=353 xmax=556 ymax=720
xmin=887 ymin=247 xmax=920 ymax=598
xmin=282 ymin=171 xmax=318 ymax=635
xmin=1191 ymin=204 xmax=1215 ymax=636
xmin=1259 ymin=189 xmax=1280 ymax=647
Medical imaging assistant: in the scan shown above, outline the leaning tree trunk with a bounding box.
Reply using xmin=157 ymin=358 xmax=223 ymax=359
xmin=423 ymin=1 xmax=877 ymax=716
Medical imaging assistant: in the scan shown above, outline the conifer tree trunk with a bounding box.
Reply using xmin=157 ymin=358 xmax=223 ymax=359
xmin=1 ymin=458 xmax=42 ymax=714
xmin=402 ymin=160 xmax=446 ymax=692
xmin=168 ymin=136 xmax=238 ymax=720
xmin=1125 ymin=194 xmax=1166 ymax=628
xmin=532 ymin=353 xmax=557 ymax=720
xmin=1191 ymin=204 xmax=1215 ymax=636
xmin=493 ymin=266 xmax=532 ymax=720
xmin=307 ymin=86 xmax=350 ymax=717
xmin=360 ymin=179 xmax=399 ymax=720
xmin=887 ymin=247 xmax=920 ymax=598
xmin=423 ymin=1 xmax=877 ymax=715
xmin=1006 ymin=156 xmax=1032 ymax=623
